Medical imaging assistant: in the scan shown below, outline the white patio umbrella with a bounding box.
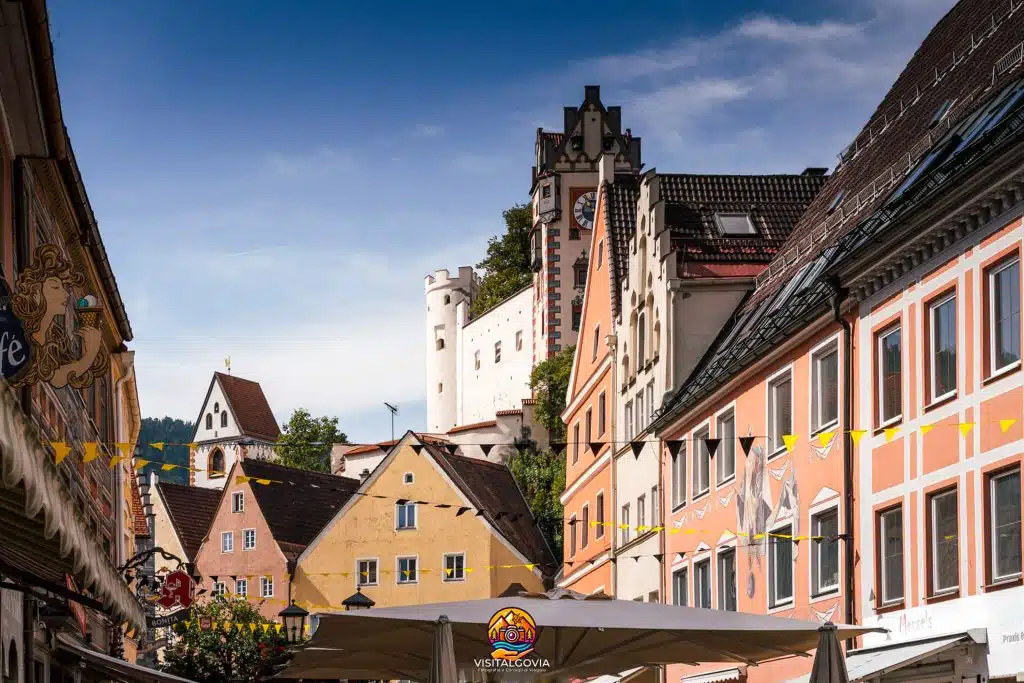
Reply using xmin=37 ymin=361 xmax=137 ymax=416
xmin=427 ymin=615 xmax=458 ymax=683
xmin=276 ymin=589 xmax=878 ymax=681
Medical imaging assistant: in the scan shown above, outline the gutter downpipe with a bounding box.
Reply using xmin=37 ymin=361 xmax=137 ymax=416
xmin=828 ymin=277 xmax=856 ymax=644
xmin=606 ymin=334 xmax=619 ymax=601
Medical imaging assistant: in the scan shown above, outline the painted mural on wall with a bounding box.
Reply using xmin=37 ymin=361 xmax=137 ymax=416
xmin=9 ymin=244 xmax=108 ymax=389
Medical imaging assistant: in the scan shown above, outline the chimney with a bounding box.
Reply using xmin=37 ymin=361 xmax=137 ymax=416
xmin=801 ymin=167 xmax=828 ymax=177
xmin=584 ymin=85 xmax=601 ymax=104
xmin=563 ymin=107 xmax=578 ymax=136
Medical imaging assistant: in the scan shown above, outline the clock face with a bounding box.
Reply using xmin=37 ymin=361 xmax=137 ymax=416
xmin=573 ymin=191 xmax=597 ymax=230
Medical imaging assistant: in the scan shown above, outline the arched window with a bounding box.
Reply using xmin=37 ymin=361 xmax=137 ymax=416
xmin=436 ymin=338 xmax=445 ymax=350
xmin=209 ymin=449 xmax=225 ymax=477
xmin=637 ymin=312 xmax=647 ymax=367
xmin=629 ymin=311 xmax=639 ymax=375
xmin=221 ymin=411 xmax=228 ymax=428
xmin=654 ymin=311 xmax=662 ymax=358
xmin=639 ymin=235 xmax=648 ymax=292
xmin=213 ymin=402 xmax=219 ymax=413
xmin=646 ymin=294 xmax=655 ymax=359
xmin=622 ymin=355 xmax=630 ymax=381
xmin=444 ymin=294 xmax=451 ymax=305
xmin=205 ymin=413 xmax=213 ymax=430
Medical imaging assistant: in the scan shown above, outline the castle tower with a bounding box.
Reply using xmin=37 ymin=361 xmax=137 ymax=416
xmin=425 ymin=267 xmax=479 ymax=433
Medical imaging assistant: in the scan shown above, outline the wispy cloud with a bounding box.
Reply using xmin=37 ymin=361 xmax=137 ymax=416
xmin=411 ymin=123 xmax=445 ymax=139
xmin=734 ymin=16 xmax=865 ymax=43
xmin=264 ymin=146 xmax=358 ymax=178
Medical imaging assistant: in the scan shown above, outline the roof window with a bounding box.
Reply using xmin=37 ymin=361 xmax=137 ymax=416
xmin=826 ymin=190 xmax=845 ymax=215
xmin=714 ymin=213 xmax=757 ymax=236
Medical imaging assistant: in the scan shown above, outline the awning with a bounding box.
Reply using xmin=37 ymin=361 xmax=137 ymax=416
xmin=0 ymin=379 xmax=146 ymax=633
xmin=785 ymin=630 xmax=985 ymax=682
xmin=681 ymin=668 xmax=743 ymax=683
xmin=586 ymin=668 xmax=645 ymax=683
xmin=57 ymin=634 xmax=196 ymax=683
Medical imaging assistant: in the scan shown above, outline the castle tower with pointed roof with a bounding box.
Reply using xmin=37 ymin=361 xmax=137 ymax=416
xmin=188 ymin=371 xmax=280 ymax=489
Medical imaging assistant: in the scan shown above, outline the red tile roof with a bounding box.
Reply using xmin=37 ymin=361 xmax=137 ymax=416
xmin=194 ymin=372 xmax=281 ymax=441
xmin=448 ymin=420 xmax=498 ymax=434
xmin=130 ymin=476 xmax=149 ymax=537
xmin=156 ymin=482 xmax=222 ymax=561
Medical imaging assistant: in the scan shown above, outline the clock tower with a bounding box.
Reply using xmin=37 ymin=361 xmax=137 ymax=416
xmin=530 ymin=85 xmax=642 ymax=363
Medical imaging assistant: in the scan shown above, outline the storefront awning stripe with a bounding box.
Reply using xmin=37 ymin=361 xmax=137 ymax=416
xmin=58 ymin=634 xmax=197 ymax=683
xmin=681 ymin=667 xmax=743 ymax=683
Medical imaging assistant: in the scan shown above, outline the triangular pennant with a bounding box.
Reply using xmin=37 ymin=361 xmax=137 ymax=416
xmin=475 ymin=510 xmax=486 ymax=517
xmin=445 ymin=568 xmax=453 ymax=576
xmin=395 ymin=499 xmax=409 ymax=505
xmin=550 ymin=442 xmax=566 ymax=456
xmin=653 ymin=554 xmax=663 ymax=561
xmin=884 ymin=427 xmax=899 ymax=442
xmin=525 ymin=563 xmax=535 ymax=571
xmin=630 ymin=442 xmax=644 ymax=458
xmin=445 ymin=444 xmax=459 ymax=456
xmin=212 ymin=622 xmax=218 ymax=630
xmin=184 ymin=621 xmax=192 ymax=630
xmin=666 ymin=440 xmax=684 ymax=461
xmin=210 ymin=576 xmax=219 ymax=584
xmin=782 ymin=434 xmax=797 ymax=452
xmin=480 ymin=444 xmax=494 ymax=456
xmin=589 ymin=442 xmax=603 ymax=455
xmin=261 ymin=624 xmax=270 ymax=633
xmin=235 ymin=475 xmax=252 ymax=484
xmin=107 ymin=454 xmax=123 ymax=469
xmin=275 ymin=624 xmax=283 ymax=633
xmin=633 ymin=556 xmax=640 ymax=563
xmin=818 ymin=431 xmax=835 ymax=447
xmin=150 ymin=442 xmax=165 ymax=451
xmin=704 ymin=438 xmax=721 ymax=458
xmin=849 ymin=430 xmax=866 ymax=445
xmin=1001 ymin=419 xmax=1017 ymax=433
xmin=676 ymin=552 xmax=686 ymax=559
xmin=161 ymin=463 xmax=176 ymax=471
xmin=411 ymin=444 xmax=424 ymax=455
xmin=739 ymin=436 xmax=755 ymax=455
xmin=83 ymin=442 xmax=100 ymax=463
xmin=255 ymin=478 xmax=271 ymax=485
xmin=958 ymin=423 xmax=975 ymax=437
xmin=920 ymin=424 xmax=933 ymax=436
xmin=456 ymin=507 xmax=471 ymax=516
xmin=235 ymin=623 xmax=243 ymax=632
xmin=223 ymin=621 xmax=231 ymax=631
xmin=249 ymin=623 xmax=257 ymax=632
xmin=186 ymin=442 xmax=198 ymax=450
xmin=134 ymin=459 xmax=149 ymax=470
xmin=50 ymin=442 xmax=71 ymax=465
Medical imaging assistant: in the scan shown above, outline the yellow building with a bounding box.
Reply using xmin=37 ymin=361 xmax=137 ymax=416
xmin=294 ymin=432 xmax=555 ymax=609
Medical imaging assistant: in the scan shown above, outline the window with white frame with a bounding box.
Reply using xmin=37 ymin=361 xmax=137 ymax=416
xmin=581 ymin=505 xmax=590 ymax=548
xmin=243 ymin=529 xmax=256 ymax=550
xmin=625 ymin=402 xmax=634 ymax=441
xmin=879 ymin=507 xmax=905 ymax=604
xmin=694 ymin=559 xmax=711 ymax=609
xmin=651 ymin=485 xmax=659 ymax=526
xmin=769 ymin=525 xmax=794 ymax=608
xmin=877 ymin=326 xmax=902 ymax=425
xmin=930 ymin=489 xmax=959 ymax=594
xmin=637 ymin=495 xmax=646 ymax=529
xmin=717 ymin=410 xmax=736 ymax=483
xmin=396 ymin=502 xmax=417 ymax=529
xmin=989 ymin=257 xmax=1021 ymax=374
xmin=811 ymin=341 xmax=839 ymax=432
xmin=811 ymin=508 xmax=840 ymax=596
xmin=929 ymin=293 xmax=957 ymax=401
xmin=585 ymin=408 xmax=593 ymax=447
xmin=357 ymin=559 xmax=378 ymax=586
xmin=261 ymin=576 xmax=274 ymax=597
xmin=232 ymin=492 xmax=244 ymax=513
xmin=213 ymin=582 xmax=226 ymax=597
xmin=598 ymin=392 xmax=607 ymax=435
xmin=672 ymin=442 xmax=687 ymax=508
xmin=397 ymin=557 xmax=418 ymax=584
xmin=621 ymin=504 xmax=631 ymax=545
xmin=596 ymin=492 xmax=605 ymax=538
xmin=569 ymin=515 xmax=577 ymax=557
xmin=989 ymin=468 xmax=1022 ymax=581
xmin=235 ymin=578 xmax=247 ymax=596
xmin=717 ymin=549 xmax=737 ymax=611
xmin=404 ymin=472 xmax=414 ymax=485
xmin=646 ymin=381 xmax=655 ymax=425
xmin=692 ymin=428 xmax=710 ymax=498
xmin=572 ymin=422 xmax=580 ymax=464
xmin=444 ymin=553 xmax=466 ymax=581
xmin=768 ymin=371 xmax=793 ymax=454
xmin=637 ymin=313 xmax=647 ymax=367
xmin=221 ymin=531 xmax=233 ymax=553
xmin=672 ymin=567 xmax=688 ymax=606
xmin=635 ymin=391 xmax=645 ymax=433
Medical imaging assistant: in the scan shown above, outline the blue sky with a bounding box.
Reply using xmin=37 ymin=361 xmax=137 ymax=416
xmin=48 ymin=0 xmax=954 ymax=444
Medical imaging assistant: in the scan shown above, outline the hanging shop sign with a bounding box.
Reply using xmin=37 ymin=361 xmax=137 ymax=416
xmin=147 ymin=610 xmax=192 ymax=629
xmin=8 ymin=244 xmax=109 ymax=389
xmin=155 ymin=569 xmax=196 ymax=611
xmin=120 ymin=548 xmax=198 ymax=632
xmin=0 ymin=278 xmax=31 ymax=380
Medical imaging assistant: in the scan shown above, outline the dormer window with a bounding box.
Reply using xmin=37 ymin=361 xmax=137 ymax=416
xmin=714 ymin=213 xmax=757 ymax=236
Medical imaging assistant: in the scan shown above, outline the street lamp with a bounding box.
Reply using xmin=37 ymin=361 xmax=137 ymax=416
xmin=342 ymin=587 xmax=375 ymax=611
xmin=278 ymin=601 xmax=309 ymax=644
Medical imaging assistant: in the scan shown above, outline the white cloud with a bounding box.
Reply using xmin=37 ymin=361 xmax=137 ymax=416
xmin=734 ymin=16 xmax=864 ymax=43
xmin=411 ymin=123 xmax=445 ymax=138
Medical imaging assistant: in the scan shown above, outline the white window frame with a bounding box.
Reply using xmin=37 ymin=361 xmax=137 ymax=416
xmin=646 ymin=381 xmax=655 ymax=426
xmin=357 ymin=557 xmax=379 ymax=587
xmin=635 ymin=391 xmax=645 ymax=434
xmin=231 ymin=492 xmax=244 ymax=513
xmin=212 ymin=581 xmax=226 ymax=597
xmin=716 ymin=541 xmax=738 ymax=612
xmin=396 ymin=502 xmax=417 ymax=530
xmin=260 ymin=576 xmax=274 ymax=598
xmin=624 ymin=402 xmax=634 ymax=442
xmin=766 ymin=367 xmax=794 ymax=457
xmin=988 ymin=257 xmax=1022 ymax=377
xmin=595 ymin=491 xmax=606 ymax=539
xmin=221 ymin=531 xmax=233 ymax=553
xmin=671 ymin=441 xmax=687 ymax=510
xmin=877 ymin=325 xmax=903 ymax=427
xmin=581 ymin=504 xmax=590 ymax=548
xmin=650 ymin=485 xmax=659 ymax=527
xmin=879 ymin=506 xmax=905 ymax=605
xmin=403 ymin=472 xmax=414 ymax=485
xmin=671 ymin=565 xmax=689 ymax=606
xmin=621 ymin=504 xmax=631 ymax=545
xmin=809 ymin=336 xmax=840 ymax=435
xmin=572 ymin=422 xmax=580 ymax=464
xmin=693 ymin=555 xmax=712 ymax=609
xmin=243 ymin=528 xmax=256 ymax=551
xmin=443 ymin=552 xmax=466 ymax=582
xmin=928 ymin=292 xmax=957 ymax=403
xmin=569 ymin=514 xmax=578 ymax=557
xmin=235 ymin=578 xmax=247 ymax=596
xmin=768 ymin=522 xmax=795 ymax=611
xmin=809 ymin=503 xmax=841 ymax=599
xmin=396 ymin=555 xmax=419 ymax=585
xmin=716 ymin=406 xmax=737 ymax=486
xmin=929 ymin=488 xmax=959 ymax=595
xmin=989 ymin=468 xmax=1022 ymax=582
xmin=692 ymin=424 xmax=711 ymax=499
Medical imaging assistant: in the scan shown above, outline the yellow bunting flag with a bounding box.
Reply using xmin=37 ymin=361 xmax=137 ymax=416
xmin=920 ymin=424 xmax=934 ymax=435
xmin=1000 ymin=419 xmax=1017 ymax=433
xmin=275 ymin=624 xmax=282 ymax=633
xmin=186 ymin=442 xmax=198 ymax=450
xmin=161 ymin=463 xmax=176 ymax=471
xmin=525 ymin=564 xmax=535 ymax=571
xmin=466 ymin=568 xmax=474 ymax=574
xmin=236 ymin=475 xmax=252 ymax=484
xmin=249 ymin=623 xmax=256 ymax=632
xmin=782 ymin=434 xmax=797 ymax=452
xmin=884 ymin=427 xmax=899 ymax=442
xmin=211 ymin=622 xmax=217 ymax=630
xmin=184 ymin=621 xmax=192 ymax=630
xmin=150 ymin=442 xmax=165 ymax=451
xmin=445 ymin=568 xmax=452 ymax=577
xmin=958 ymin=423 xmax=975 ymax=437
xmin=50 ymin=441 xmax=71 ymax=465
xmin=83 ymin=442 xmax=100 ymax=463
xmin=134 ymin=459 xmax=149 ymax=470
xmin=223 ymin=621 xmax=231 ymax=631
xmin=850 ymin=430 xmax=866 ymax=445
xmin=262 ymin=624 xmax=270 ymax=633
xmin=255 ymin=478 xmax=272 ymax=485
xmin=818 ymin=431 xmax=835 ymax=447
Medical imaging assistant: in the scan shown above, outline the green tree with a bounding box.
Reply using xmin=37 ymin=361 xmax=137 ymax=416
xmin=529 ymin=345 xmax=575 ymax=441
xmin=161 ymin=596 xmax=292 ymax=683
xmin=274 ymin=408 xmax=348 ymax=473
xmin=509 ymin=445 xmax=565 ymax=560
xmin=138 ymin=417 xmax=194 ymax=484
xmin=470 ymin=204 xmax=533 ymax=317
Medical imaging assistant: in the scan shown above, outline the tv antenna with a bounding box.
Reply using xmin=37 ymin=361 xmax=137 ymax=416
xmin=384 ymin=402 xmax=399 ymax=440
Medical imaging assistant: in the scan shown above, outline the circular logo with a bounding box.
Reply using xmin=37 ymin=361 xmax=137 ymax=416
xmin=487 ymin=607 xmax=537 ymax=661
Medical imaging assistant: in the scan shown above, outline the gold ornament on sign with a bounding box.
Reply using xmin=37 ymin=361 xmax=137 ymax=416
xmin=10 ymin=244 xmax=109 ymax=389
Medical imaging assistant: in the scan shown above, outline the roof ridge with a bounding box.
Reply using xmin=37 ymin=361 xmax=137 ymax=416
xmin=241 ymin=459 xmax=361 ymax=486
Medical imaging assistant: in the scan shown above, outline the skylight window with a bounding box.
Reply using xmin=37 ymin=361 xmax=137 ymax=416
xmin=714 ymin=213 xmax=757 ymax=236
xmin=826 ymin=190 xmax=845 ymax=215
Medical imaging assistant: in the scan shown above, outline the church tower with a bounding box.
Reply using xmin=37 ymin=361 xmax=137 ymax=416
xmin=530 ymin=85 xmax=642 ymax=362
xmin=424 ymin=267 xmax=479 ymax=433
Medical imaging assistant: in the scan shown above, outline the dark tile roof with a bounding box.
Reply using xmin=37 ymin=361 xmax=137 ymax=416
xmin=541 ymin=131 xmax=564 ymax=148
xmin=661 ymin=174 xmax=827 ymax=269
xmin=215 ymin=372 xmax=281 ymax=441
xmin=157 ymin=482 xmax=222 ymax=561
xmin=654 ymin=0 xmax=1024 ymax=426
xmin=423 ymin=442 xmax=557 ymax=569
xmin=241 ymin=459 xmax=361 ymax=560
xmin=605 ymin=179 xmax=641 ymax=318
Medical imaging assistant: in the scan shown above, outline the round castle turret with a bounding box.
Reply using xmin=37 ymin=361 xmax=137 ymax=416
xmin=425 ymin=267 xmax=479 ymax=433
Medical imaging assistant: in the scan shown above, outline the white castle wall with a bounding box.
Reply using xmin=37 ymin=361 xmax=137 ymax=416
xmin=191 ymin=441 xmax=275 ymax=489
xmin=425 ymin=267 xmax=479 ymax=433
